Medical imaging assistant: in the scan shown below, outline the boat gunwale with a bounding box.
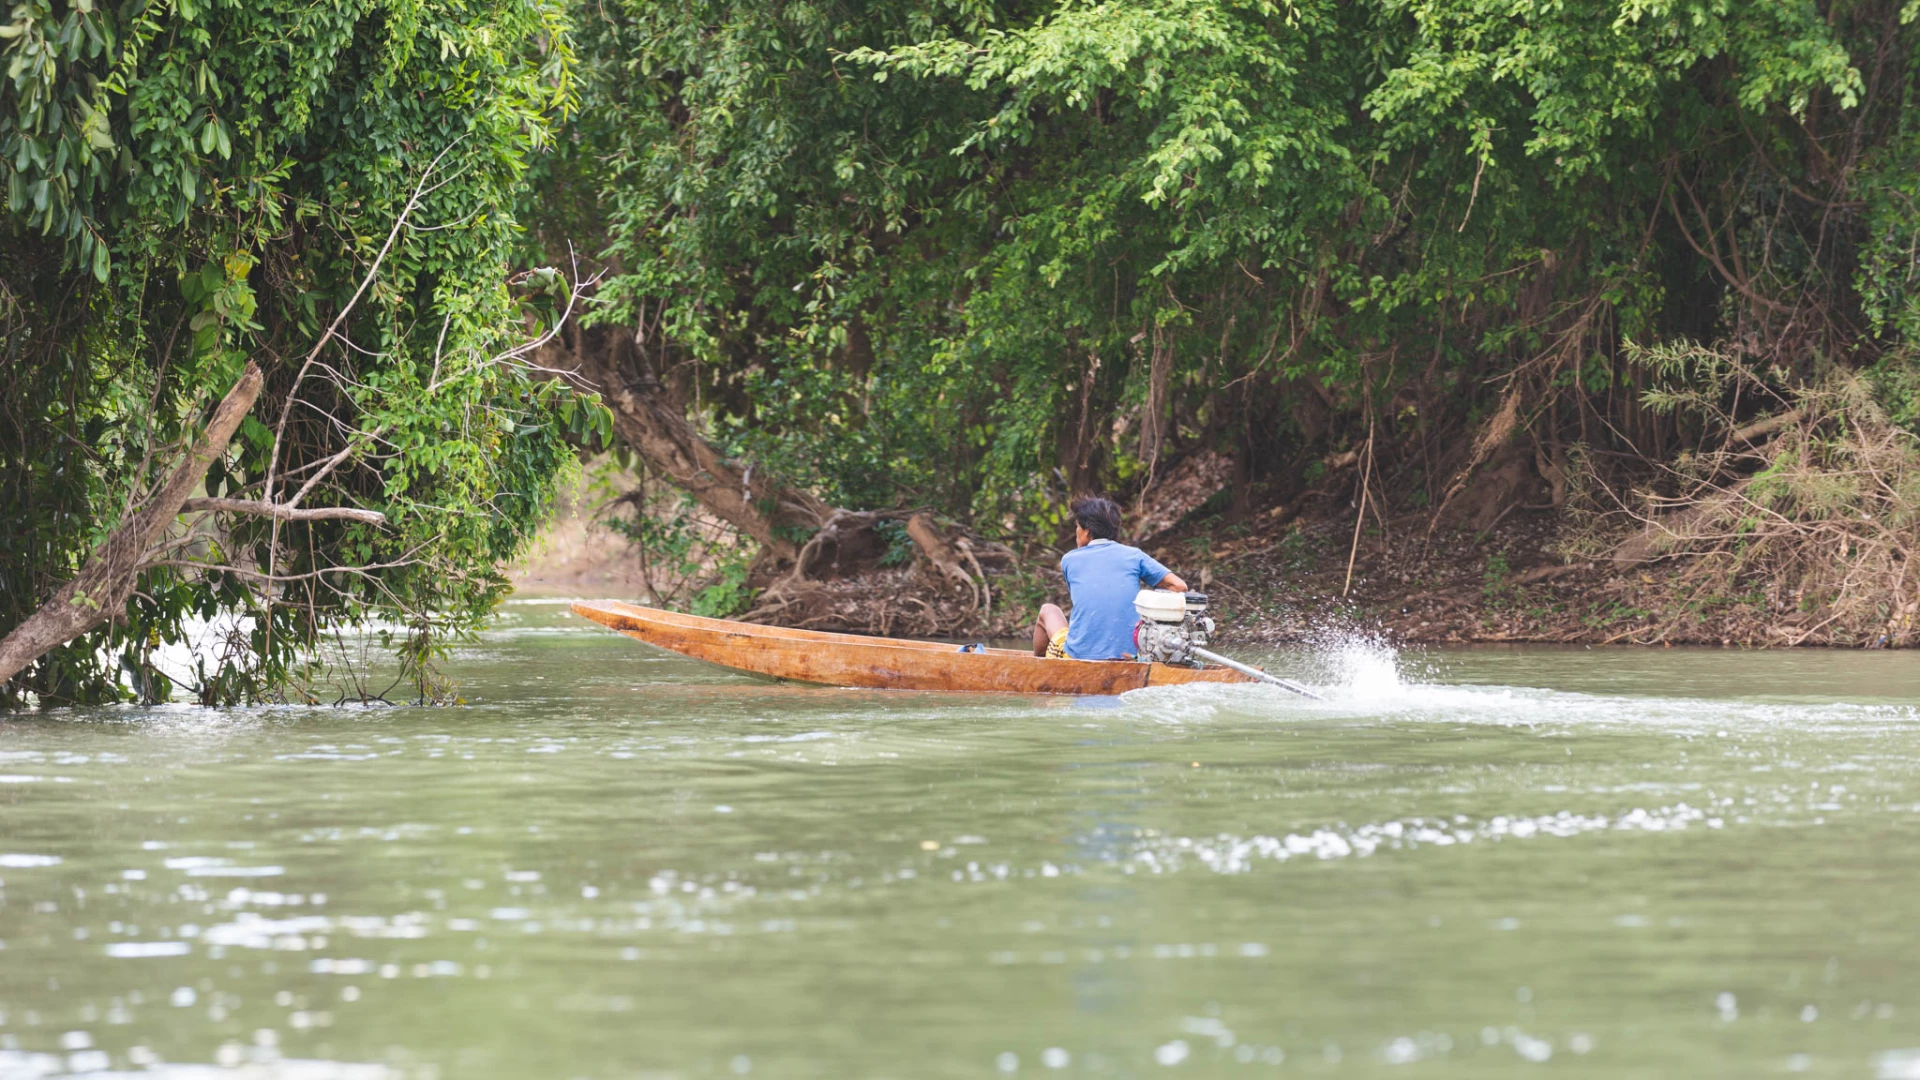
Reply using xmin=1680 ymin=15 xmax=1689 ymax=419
xmin=576 ymin=600 xmax=1053 ymax=659
xmin=570 ymin=599 xmax=1253 ymax=692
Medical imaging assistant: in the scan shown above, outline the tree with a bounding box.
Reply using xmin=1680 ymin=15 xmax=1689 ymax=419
xmin=0 ymin=0 xmax=603 ymax=706
xmin=546 ymin=0 xmax=1920 ymax=557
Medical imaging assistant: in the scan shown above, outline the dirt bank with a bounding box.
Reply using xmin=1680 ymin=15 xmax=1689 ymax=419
xmin=1160 ymin=510 xmax=1861 ymax=649
xmin=512 ymin=473 xmax=1902 ymax=648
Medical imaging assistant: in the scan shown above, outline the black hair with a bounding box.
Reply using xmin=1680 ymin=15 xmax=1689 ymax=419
xmin=1070 ymin=495 xmax=1124 ymax=541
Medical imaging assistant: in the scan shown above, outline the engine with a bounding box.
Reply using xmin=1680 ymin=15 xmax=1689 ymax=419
xmin=1131 ymin=590 xmax=1215 ymax=666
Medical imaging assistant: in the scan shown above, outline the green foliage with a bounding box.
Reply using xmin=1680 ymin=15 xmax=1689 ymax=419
xmin=2 ymin=0 xmax=589 ymax=706
xmin=873 ymin=519 xmax=916 ymax=567
xmin=603 ymin=489 xmax=712 ymax=593
xmin=1869 ymin=349 xmax=1920 ymax=434
xmin=540 ymin=0 xmax=1920 ymax=557
xmin=599 ymin=474 xmax=758 ymax=613
xmin=1482 ymin=551 xmax=1513 ymax=607
xmin=689 ymin=557 xmax=757 ymax=618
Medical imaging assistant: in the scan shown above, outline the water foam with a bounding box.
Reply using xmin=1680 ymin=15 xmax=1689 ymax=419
xmin=1122 ymin=629 xmax=1920 ymax=735
xmin=1118 ymin=802 xmax=1721 ymax=875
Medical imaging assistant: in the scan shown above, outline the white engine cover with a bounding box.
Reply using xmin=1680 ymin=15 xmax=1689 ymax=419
xmin=1134 ymin=589 xmax=1187 ymax=623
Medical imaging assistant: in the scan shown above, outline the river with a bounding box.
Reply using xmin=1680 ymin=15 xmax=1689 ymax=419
xmin=2 ymin=599 xmax=1918 ymax=1077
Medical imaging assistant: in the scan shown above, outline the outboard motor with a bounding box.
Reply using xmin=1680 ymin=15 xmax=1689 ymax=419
xmin=1132 ymin=590 xmax=1215 ymax=666
xmin=1129 ymin=590 xmax=1324 ymax=698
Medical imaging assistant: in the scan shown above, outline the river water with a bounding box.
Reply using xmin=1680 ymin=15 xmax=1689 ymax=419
xmin=2 ymin=599 xmax=1918 ymax=1078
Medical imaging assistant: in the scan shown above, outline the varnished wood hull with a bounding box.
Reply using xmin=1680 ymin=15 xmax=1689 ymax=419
xmin=570 ymin=600 xmax=1254 ymax=695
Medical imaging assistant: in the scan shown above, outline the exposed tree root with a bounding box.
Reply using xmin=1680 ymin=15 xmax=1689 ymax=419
xmin=742 ymin=512 xmax=1021 ymax=637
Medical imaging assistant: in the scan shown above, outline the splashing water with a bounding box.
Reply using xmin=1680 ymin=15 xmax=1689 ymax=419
xmin=1309 ymin=627 xmax=1409 ymax=701
xmin=1125 ymin=622 xmax=1414 ymax=708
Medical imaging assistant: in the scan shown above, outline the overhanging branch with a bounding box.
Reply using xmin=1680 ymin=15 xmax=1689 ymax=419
xmin=180 ymin=498 xmax=386 ymax=525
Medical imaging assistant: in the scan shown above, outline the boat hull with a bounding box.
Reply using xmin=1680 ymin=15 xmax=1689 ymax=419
xmin=570 ymin=600 xmax=1254 ymax=695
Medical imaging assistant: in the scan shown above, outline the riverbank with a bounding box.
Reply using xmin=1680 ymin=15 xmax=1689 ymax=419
xmin=511 ymin=468 xmax=1906 ymax=649
xmin=509 ymin=465 xmax=652 ymax=594
xmin=1162 ymin=510 xmax=1868 ymax=649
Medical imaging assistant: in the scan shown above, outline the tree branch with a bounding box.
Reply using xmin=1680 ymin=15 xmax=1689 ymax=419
xmin=179 ymin=498 xmax=387 ymax=525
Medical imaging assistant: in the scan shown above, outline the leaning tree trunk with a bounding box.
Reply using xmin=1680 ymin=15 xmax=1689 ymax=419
xmin=560 ymin=323 xmax=828 ymax=567
xmin=0 ymin=359 xmax=390 ymax=693
xmin=0 ymin=364 xmax=264 ymax=686
xmin=545 ymin=320 xmax=1008 ymax=634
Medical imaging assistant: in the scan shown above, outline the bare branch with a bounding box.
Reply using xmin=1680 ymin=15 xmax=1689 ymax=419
xmin=180 ymin=498 xmax=387 ymax=525
xmin=155 ymin=557 xmax=421 ymax=585
xmin=1727 ymin=407 xmax=1806 ymax=446
xmin=286 ymin=433 xmax=378 ymax=511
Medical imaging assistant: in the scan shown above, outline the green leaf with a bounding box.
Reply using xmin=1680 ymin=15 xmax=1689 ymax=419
xmin=238 ymin=416 xmax=272 ymax=452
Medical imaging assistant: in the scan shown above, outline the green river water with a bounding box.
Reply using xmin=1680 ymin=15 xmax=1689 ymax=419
xmin=3 ymin=598 xmax=1919 ymax=1078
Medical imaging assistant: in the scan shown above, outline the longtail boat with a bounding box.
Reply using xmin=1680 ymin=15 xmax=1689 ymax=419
xmin=570 ymin=599 xmax=1257 ymax=695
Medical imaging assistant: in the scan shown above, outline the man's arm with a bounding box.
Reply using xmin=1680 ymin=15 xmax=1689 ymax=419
xmin=1139 ymin=549 xmax=1187 ymax=593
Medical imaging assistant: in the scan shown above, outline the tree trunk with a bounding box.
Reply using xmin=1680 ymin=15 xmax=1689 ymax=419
xmin=1139 ymin=327 xmax=1173 ymax=480
xmin=906 ymin=512 xmax=973 ymax=590
xmin=563 ymin=324 xmax=827 ymax=566
xmin=550 ymin=321 xmax=1016 ymax=636
xmin=0 ymin=363 xmax=264 ymax=687
xmin=1067 ymin=350 xmax=1104 ymax=494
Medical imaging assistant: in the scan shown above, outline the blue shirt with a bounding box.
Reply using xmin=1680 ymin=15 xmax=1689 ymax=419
xmin=1060 ymin=539 xmax=1173 ymax=660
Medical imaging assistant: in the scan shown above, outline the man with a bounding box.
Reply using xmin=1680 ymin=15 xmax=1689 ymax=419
xmin=1031 ymin=496 xmax=1190 ymax=660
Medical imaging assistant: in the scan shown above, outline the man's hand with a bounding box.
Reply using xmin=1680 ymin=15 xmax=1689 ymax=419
xmin=1157 ymin=573 xmax=1189 ymax=592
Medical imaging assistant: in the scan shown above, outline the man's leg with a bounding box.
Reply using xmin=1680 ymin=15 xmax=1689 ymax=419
xmin=1031 ymin=604 xmax=1067 ymax=657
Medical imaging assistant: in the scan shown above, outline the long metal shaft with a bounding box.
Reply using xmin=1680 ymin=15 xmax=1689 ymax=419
xmin=1191 ymin=646 xmax=1323 ymax=700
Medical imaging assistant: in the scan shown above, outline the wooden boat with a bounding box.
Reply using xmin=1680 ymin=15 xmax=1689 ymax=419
xmin=570 ymin=599 xmax=1256 ymax=695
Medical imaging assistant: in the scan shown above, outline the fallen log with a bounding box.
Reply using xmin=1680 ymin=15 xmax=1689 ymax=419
xmin=1728 ymin=407 xmax=1805 ymax=445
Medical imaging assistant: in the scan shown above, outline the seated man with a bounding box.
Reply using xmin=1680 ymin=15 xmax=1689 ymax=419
xmin=1032 ymin=495 xmax=1190 ymax=660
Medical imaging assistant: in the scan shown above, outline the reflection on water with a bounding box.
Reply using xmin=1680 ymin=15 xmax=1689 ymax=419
xmin=2 ymin=598 xmax=1919 ymax=1077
